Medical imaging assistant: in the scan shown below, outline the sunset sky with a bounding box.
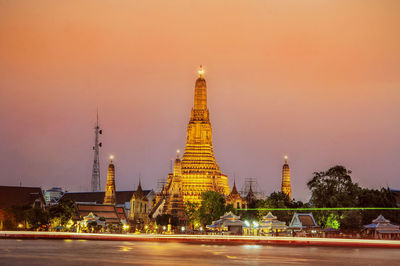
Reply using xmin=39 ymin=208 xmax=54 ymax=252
xmin=0 ymin=0 xmax=399 ymax=201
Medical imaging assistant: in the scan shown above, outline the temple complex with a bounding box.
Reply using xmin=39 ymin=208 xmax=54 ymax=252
xmin=281 ymin=156 xmax=291 ymax=199
xmin=103 ymin=156 xmax=116 ymax=205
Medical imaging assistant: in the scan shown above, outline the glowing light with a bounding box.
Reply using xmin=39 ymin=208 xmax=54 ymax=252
xmin=176 ymin=149 xmax=180 ymax=154
xmin=244 ymin=220 xmax=250 ymax=227
xmin=253 ymin=221 xmax=259 ymax=228
xmin=200 ymin=227 xmax=203 ymax=231
xmin=198 ymin=65 xmax=204 ymax=77
xmin=110 ymin=155 xmax=114 ymax=161
xmin=284 ymin=155 xmax=288 ymax=160
xmin=163 ymin=226 xmax=166 ymax=230
xmin=123 ymin=224 xmax=130 ymax=231
xmin=17 ymin=224 xmax=23 ymax=228
xmin=181 ymin=226 xmax=185 ymax=232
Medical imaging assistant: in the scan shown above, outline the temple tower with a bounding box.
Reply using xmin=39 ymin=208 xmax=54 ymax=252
xmin=180 ymin=66 xmax=230 ymax=203
xmin=104 ymin=155 xmax=116 ymax=205
xmin=281 ymin=155 xmax=291 ymax=199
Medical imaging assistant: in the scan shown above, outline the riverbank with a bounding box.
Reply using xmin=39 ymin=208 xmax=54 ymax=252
xmin=1 ymin=231 xmax=400 ymax=248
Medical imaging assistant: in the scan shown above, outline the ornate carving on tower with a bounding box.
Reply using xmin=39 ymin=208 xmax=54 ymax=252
xmin=281 ymin=155 xmax=292 ymax=200
xmin=180 ymin=66 xmax=230 ymax=203
xmin=104 ymin=155 xmax=116 ymax=205
xmin=162 ymin=151 xmax=186 ymax=222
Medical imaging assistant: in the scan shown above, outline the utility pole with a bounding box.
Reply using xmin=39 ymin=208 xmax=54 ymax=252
xmin=91 ymin=110 xmax=102 ymax=192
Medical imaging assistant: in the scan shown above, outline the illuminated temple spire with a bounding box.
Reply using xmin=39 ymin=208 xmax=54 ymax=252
xmin=281 ymin=155 xmax=291 ymax=200
xmin=104 ymin=155 xmax=116 ymax=205
xmin=179 ymin=65 xmax=230 ymax=203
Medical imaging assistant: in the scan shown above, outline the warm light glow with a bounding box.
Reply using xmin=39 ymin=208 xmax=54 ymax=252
xmin=284 ymin=155 xmax=288 ymax=160
xmin=109 ymin=155 xmax=114 ymax=161
xmin=198 ymin=65 xmax=204 ymax=77
xmin=123 ymin=224 xmax=130 ymax=230
xmin=176 ymin=149 xmax=180 ymax=154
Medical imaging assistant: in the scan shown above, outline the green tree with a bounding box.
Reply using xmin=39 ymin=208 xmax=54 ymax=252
xmin=358 ymin=187 xmax=399 ymax=225
xmin=49 ymin=198 xmax=76 ymax=226
xmin=307 ymin=165 xmax=360 ymax=227
xmin=257 ymin=192 xmax=305 ymax=224
xmin=25 ymin=207 xmax=49 ymax=230
xmin=198 ymin=191 xmax=227 ymax=226
xmin=184 ymin=201 xmax=200 ymax=229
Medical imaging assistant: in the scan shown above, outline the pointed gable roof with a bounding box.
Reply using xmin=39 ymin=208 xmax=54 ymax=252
xmin=372 ymin=214 xmax=390 ymax=224
xmin=289 ymin=213 xmax=318 ymax=229
xmin=263 ymin=212 xmax=277 ymax=220
xmin=230 ymin=180 xmax=239 ymax=195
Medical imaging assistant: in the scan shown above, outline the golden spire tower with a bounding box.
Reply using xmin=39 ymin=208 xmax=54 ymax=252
xmin=281 ymin=155 xmax=291 ymax=199
xmin=104 ymin=155 xmax=116 ymax=205
xmin=180 ymin=66 xmax=230 ymax=203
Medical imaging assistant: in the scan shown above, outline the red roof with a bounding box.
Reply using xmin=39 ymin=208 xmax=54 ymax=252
xmin=76 ymin=203 xmax=120 ymax=223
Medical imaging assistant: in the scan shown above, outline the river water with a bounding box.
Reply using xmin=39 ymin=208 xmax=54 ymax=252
xmin=0 ymin=239 xmax=399 ymax=265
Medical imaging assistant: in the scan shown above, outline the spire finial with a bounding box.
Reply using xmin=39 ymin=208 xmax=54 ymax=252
xmin=176 ymin=149 xmax=180 ymax=159
xmin=198 ymin=65 xmax=204 ymax=78
xmin=109 ymin=154 xmax=114 ymax=163
xmin=284 ymin=155 xmax=288 ymax=164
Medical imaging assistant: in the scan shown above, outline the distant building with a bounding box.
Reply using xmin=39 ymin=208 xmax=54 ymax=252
xmin=0 ymin=186 xmax=45 ymax=210
xmin=362 ymin=214 xmax=400 ymax=240
xmin=259 ymin=212 xmax=288 ymax=236
xmin=61 ymin=190 xmax=155 ymax=220
xmin=289 ymin=213 xmax=319 ymax=234
xmin=281 ymin=156 xmax=291 ymax=199
xmin=226 ymin=180 xmax=247 ymax=209
xmin=244 ymin=184 xmax=257 ymax=209
xmin=130 ymin=181 xmax=150 ymax=224
xmin=44 ymin=187 xmax=64 ymax=206
xmin=207 ymin=212 xmax=244 ymax=235
xmin=0 ymin=186 xmax=46 ymax=230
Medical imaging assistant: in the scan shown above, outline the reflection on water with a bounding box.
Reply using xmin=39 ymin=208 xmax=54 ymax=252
xmin=0 ymin=239 xmax=399 ymax=265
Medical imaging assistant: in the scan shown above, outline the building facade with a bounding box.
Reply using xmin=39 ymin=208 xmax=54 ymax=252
xmin=226 ymin=180 xmax=247 ymax=209
xmin=130 ymin=182 xmax=150 ymax=224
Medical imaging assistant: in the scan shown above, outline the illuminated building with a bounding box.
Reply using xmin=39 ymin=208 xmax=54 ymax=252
xmin=158 ymin=152 xmax=187 ymax=223
xmin=179 ymin=66 xmax=230 ymax=203
xmin=226 ymin=180 xmax=247 ymax=209
xmin=281 ymin=156 xmax=291 ymax=199
xmin=130 ymin=181 xmax=150 ymax=224
xmin=104 ymin=156 xmax=116 ymax=205
xmin=150 ymin=66 xmax=230 ymax=221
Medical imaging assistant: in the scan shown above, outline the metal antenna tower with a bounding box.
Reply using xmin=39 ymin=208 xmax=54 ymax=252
xmin=91 ymin=110 xmax=102 ymax=192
